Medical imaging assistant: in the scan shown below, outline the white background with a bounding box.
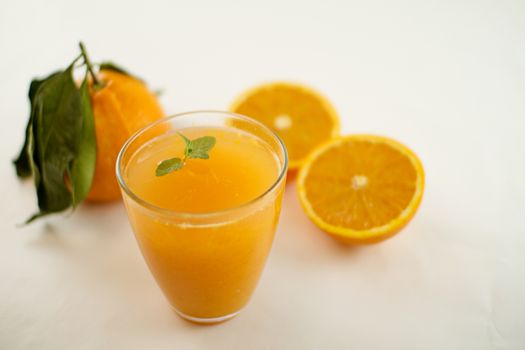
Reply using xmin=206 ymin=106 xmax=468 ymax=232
xmin=1 ymin=0 xmax=524 ymax=349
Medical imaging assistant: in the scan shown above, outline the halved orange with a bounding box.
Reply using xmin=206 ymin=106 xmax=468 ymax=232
xmin=230 ymin=82 xmax=339 ymax=170
xmin=297 ymin=135 xmax=424 ymax=244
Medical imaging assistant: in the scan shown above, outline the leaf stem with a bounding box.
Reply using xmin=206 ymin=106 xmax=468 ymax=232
xmin=70 ymin=54 xmax=83 ymax=68
xmin=78 ymin=42 xmax=103 ymax=89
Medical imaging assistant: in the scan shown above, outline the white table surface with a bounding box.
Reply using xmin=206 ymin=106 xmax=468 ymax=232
xmin=1 ymin=0 xmax=524 ymax=349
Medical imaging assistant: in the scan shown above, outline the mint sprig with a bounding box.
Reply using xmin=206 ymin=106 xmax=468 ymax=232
xmin=155 ymin=133 xmax=216 ymax=176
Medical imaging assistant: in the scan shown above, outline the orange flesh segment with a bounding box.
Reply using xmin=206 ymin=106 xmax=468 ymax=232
xmin=232 ymin=83 xmax=338 ymax=167
xmin=302 ymin=137 xmax=420 ymax=231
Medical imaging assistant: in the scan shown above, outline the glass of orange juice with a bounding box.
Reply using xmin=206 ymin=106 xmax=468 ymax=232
xmin=116 ymin=111 xmax=287 ymax=323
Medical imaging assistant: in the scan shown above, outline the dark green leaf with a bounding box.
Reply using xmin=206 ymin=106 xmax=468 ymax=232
xmin=13 ymin=74 xmax=60 ymax=177
xmin=99 ymin=61 xmax=142 ymax=81
xmin=21 ymin=60 xmax=97 ymax=222
xmin=70 ymin=78 xmax=96 ymax=206
xmin=31 ymin=66 xmax=79 ymax=218
xmin=156 ymin=158 xmax=183 ymax=176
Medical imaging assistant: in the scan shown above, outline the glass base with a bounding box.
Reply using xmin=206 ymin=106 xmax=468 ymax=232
xmin=174 ymin=308 xmax=240 ymax=324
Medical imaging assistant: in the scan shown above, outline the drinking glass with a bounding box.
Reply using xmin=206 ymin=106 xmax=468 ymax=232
xmin=116 ymin=111 xmax=288 ymax=323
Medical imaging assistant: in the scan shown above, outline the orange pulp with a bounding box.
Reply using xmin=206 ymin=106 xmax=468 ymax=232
xmin=122 ymin=126 xmax=285 ymax=319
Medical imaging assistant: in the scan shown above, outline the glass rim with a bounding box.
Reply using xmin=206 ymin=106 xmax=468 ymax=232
xmin=115 ymin=110 xmax=288 ymax=219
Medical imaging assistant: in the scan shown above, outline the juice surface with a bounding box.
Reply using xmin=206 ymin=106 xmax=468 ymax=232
xmin=126 ymin=127 xmax=280 ymax=212
xmin=122 ymin=126 xmax=285 ymax=319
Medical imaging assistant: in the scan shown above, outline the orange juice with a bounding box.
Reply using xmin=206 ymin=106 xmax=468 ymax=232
xmin=117 ymin=112 xmax=287 ymax=323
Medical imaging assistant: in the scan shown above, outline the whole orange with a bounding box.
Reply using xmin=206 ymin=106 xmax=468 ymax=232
xmin=86 ymin=70 xmax=164 ymax=202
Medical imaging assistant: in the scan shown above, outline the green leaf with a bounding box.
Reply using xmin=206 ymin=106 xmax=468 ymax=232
xmin=191 ymin=136 xmax=216 ymax=152
xmin=70 ymin=78 xmax=97 ymax=206
xmin=189 ymin=152 xmax=210 ymax=160
xmin=31 ymin=66 xmax=80 ymax=218
xmin=99 ymin=61 xmax=130 ymax=75
xmin=99 ymin=61 xmax=142 ymax=81
xmin=155 ymin=133 xmax=216 ymax=176
xmin=178 ymin=132 xmax=192 ymax=147
xmin=18 ymin=59 xmax=97 ymax=223
xmin=156 ymin=158 xmax=183 ymax=176
xmin=13 ymin=74 xmax=59 ymax=177
xmin=187 ymin=136 xmax=215 ymax=159
xmin=177 ymin=132 xmax=192 ymax=158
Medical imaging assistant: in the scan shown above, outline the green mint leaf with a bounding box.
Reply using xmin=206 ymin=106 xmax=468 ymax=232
xmin=70 ymin=77 xmax=97 ymax=206
xmin=177 ymin=132 xmax=192 ymax=158
xmin=178 ymin=132 xmax=192 ymax=146
xmin=189 ymin=152 xmax=209 ymax=160
xmin=156 ymin=157 xmax=183 ymax=176
xmin=187 ymin=136 xmax=215 ymax=159
xmin=155 ymin=133 xmax=216 ymax=176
